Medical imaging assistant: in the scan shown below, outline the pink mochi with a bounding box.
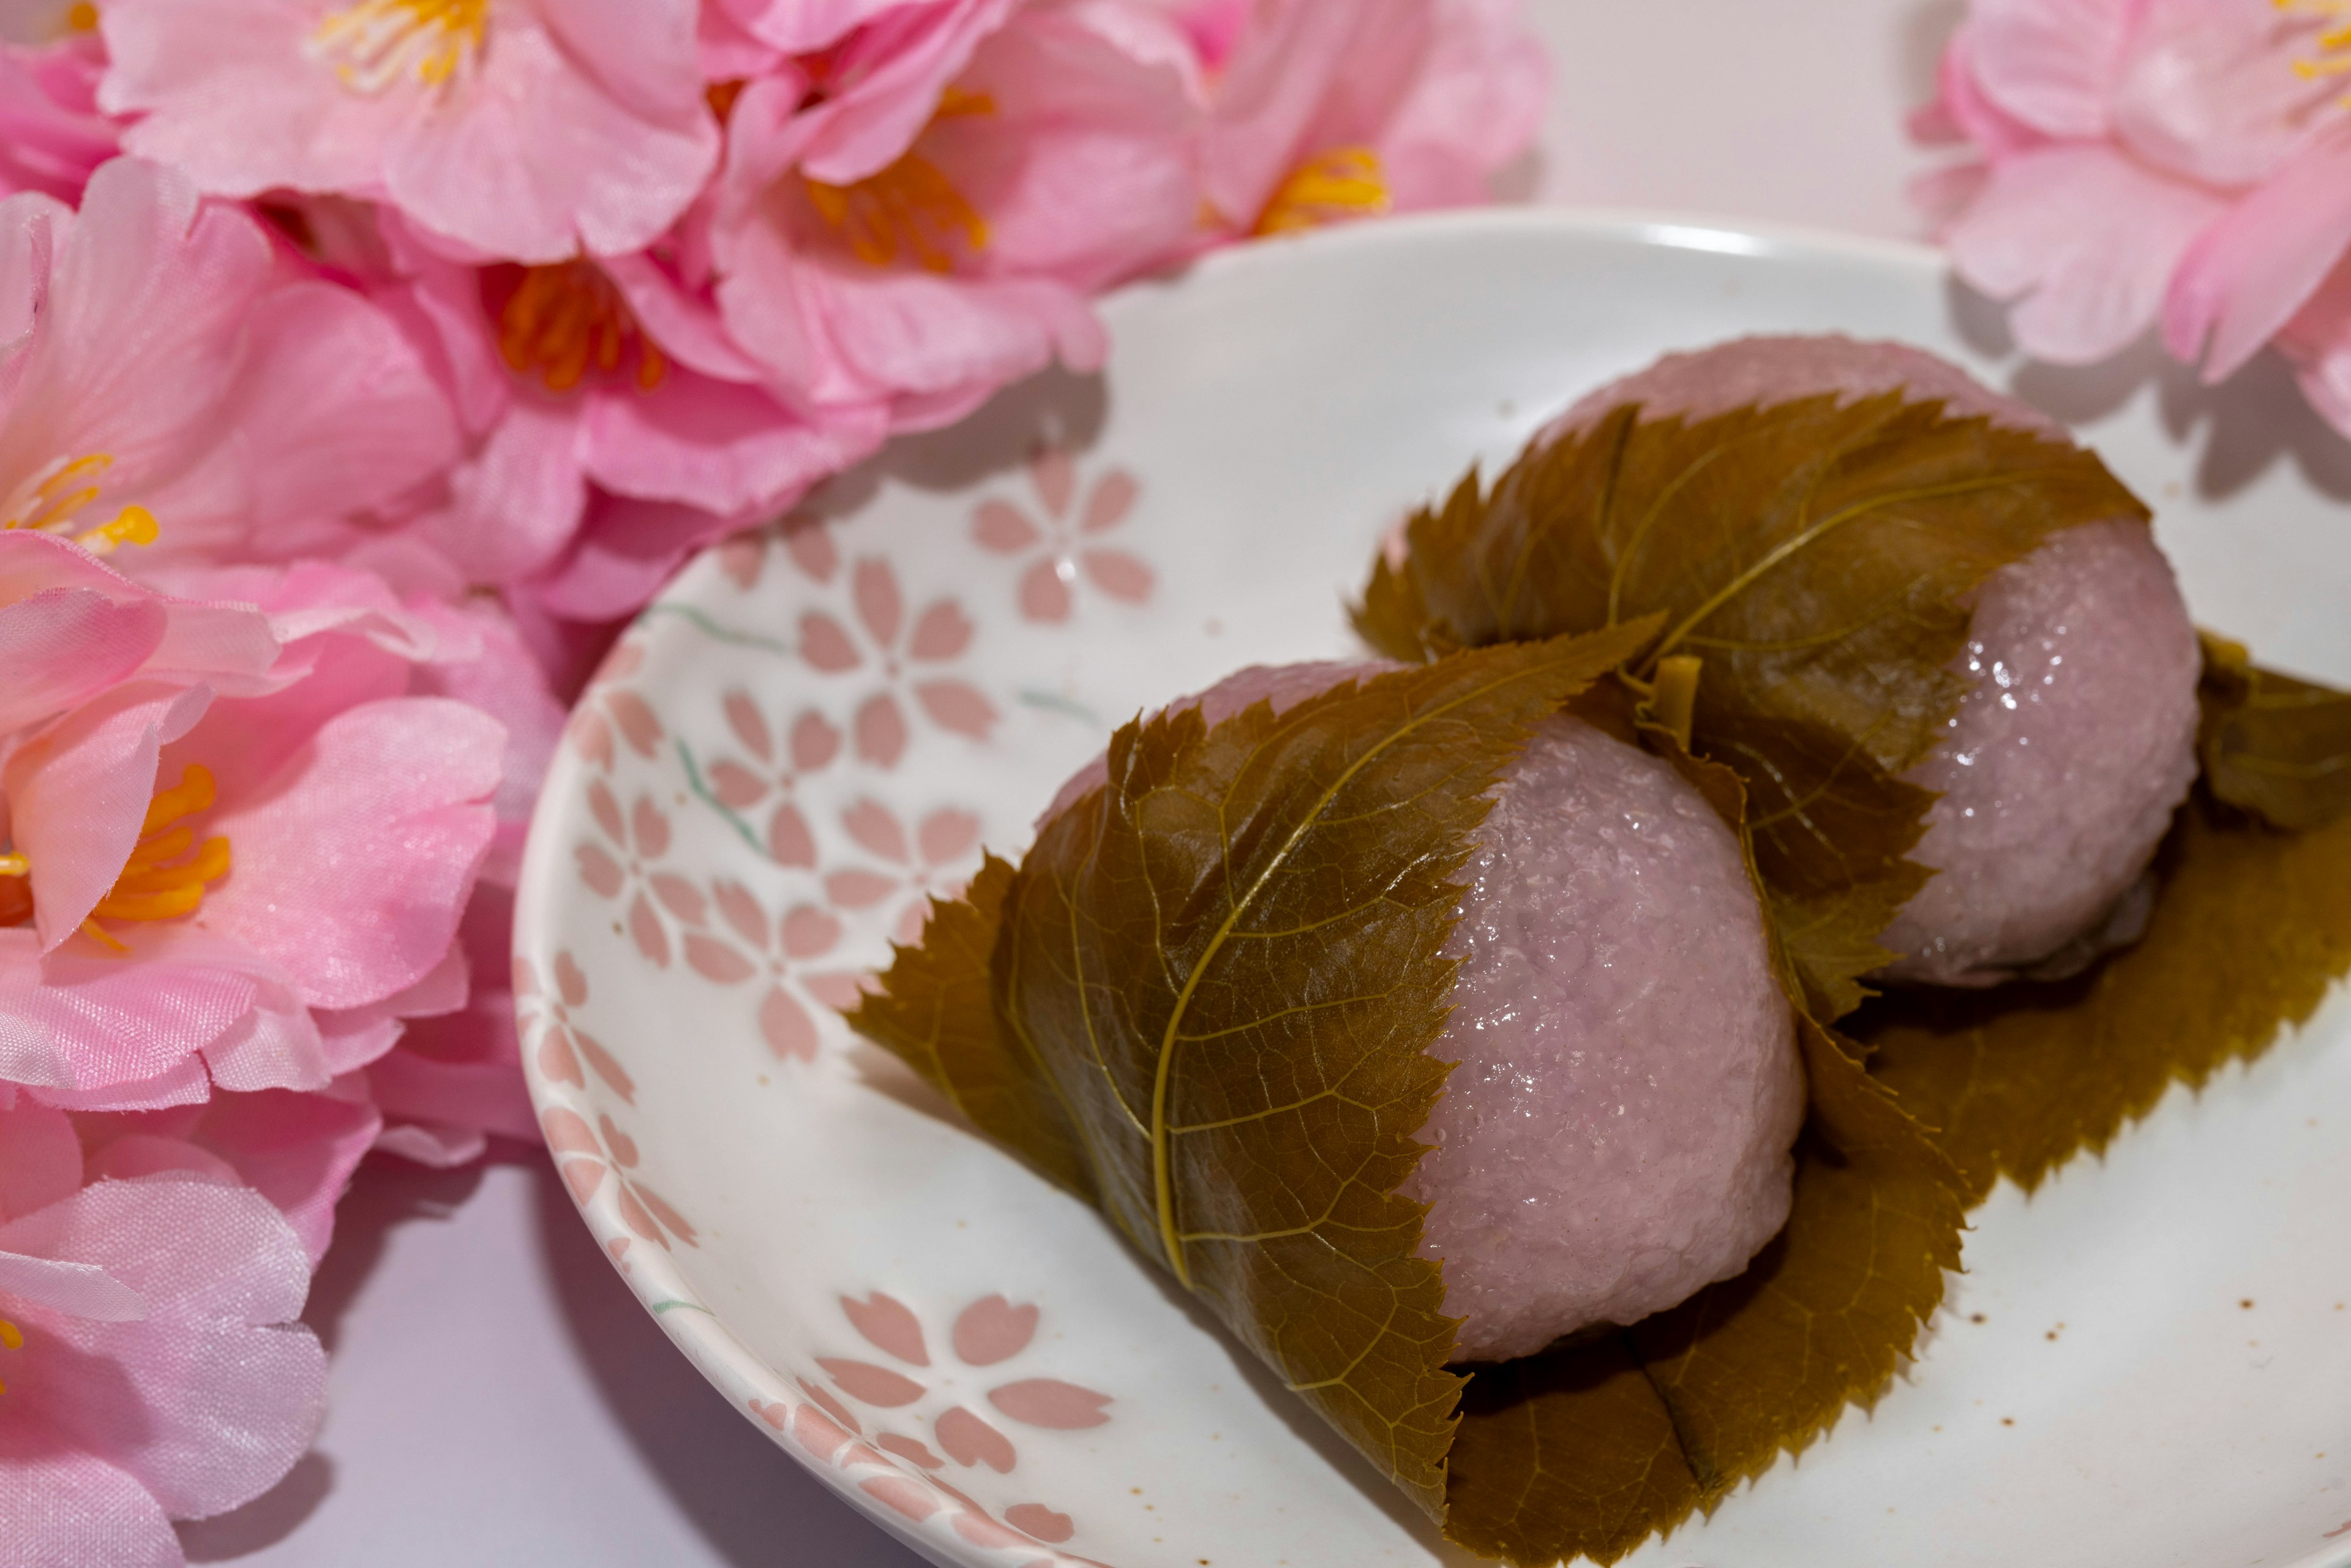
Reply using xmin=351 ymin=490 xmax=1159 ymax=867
xmin=1557 ymin=336 xmax=2202 ymax=987
xmin=1049 ymin=662 xmax=1805 ymax=1363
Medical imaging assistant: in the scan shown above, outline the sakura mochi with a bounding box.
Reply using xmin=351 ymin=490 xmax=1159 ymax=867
xmin=1057 ymin=662 xmax=1805 ymax=1365
xmin=1558 ymin=336 xmax=2203 ymax=986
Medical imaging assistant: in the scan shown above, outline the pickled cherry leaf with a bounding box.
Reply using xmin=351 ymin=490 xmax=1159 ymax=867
xmin=857 ymin=625 xmax=1662 ymax=1522
xmin=1355 ymin=394 xmax=2147 ymax=1021
xmin=847 ymin=855 xmax=1095 ymax=1200
xmin=2197 ymin=631 xmax=2351 ymax=831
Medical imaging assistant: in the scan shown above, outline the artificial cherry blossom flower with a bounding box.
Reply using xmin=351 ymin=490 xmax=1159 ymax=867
xmin=0 ymin=9 xmax=116 ymax=203
xmin=0 ymin=1100 xmax=327 ymax=1567
xmin=709 ymin=0 xmax=1200 ymax=429
xmin=97 ymin=0 xmax=721 ymax=264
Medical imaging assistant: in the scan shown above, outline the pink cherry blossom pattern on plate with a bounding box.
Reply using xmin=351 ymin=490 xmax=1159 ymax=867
xmin=795 ymin=555 xmax=996 ymax=767
xmin=702 ymin=692 xmax=844 ymax=868
xmin=575 ymin=781 xmax=713 ymax=968
xmin=514 ymin=951 xmax=635 ymax=1105
xmin=825 ymin=797 xmax=983 ymax=943
xmin=683 ymin=884 xmax=870 ymax=1063
xmin=539 ymin=1101 xmax=699 ymax=1250
xmin=565 ymin=636 xmax=664 ymax=773
xmin=718 ymin=514 xmax=842 ymax=594
xmin=972 ymin=445 xmax=1154 ymax=623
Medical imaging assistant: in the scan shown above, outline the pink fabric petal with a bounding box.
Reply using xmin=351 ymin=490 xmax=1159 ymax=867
xmin=792 ymin=0 xmax=1024 ymax=186
xmin=0 ymin=1177 xmax=326 ymax=1518
xmin=0 ymin=38 xmax=118 ymax=205
xmin=197 ymin=697 xmax=501 ymax=1011
xmin=0 ymin=587 xmax=163 ymax=736
xmin=582 ymin=369 xmax=884 ymax=516
xmin=716 ymin=0 xmax=925 ymax=54
xmin=4 ymin=681 xmax=211 ymax=950
xmin=2280 ymin=252 xmax=2351 ymax=438
xmin=2165 ymin=117 xmax=2351 ymax=381
xmin=2110 ymin=0 xmax=2331 ymax=189
xmin=424 ymin=395 xmax=591 ymax=586
xmin=1967 ymin=0 xmax=2134 ymax=140
xmin=1949 ymin=141 xmax=2227 ymax=364
xmin=0 ymin=1416 xmax=183 ymax=1568
xmin=0 ymin=1098 xmax=80 ymax=1221
xmin=0 ymin=1251 xmax=147 ymax=1321
xmin=384 ymin=9 xmax=718 ymax=263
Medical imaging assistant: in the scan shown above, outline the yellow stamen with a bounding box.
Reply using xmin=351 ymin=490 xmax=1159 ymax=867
xmin=1254 ymin=147 xmax=1390 ymax=237
xmin=499 ymin=263 xmax=669 ymax=395
xmin=2281 ymin=0 xmax=2351 ymax=94
xmin=64 ymin=4 xmax=97 ymax=32
xmin=1 ymin=453 xmax=159 ymax=554
xmin=311 ymin=0 xmax=488 ymax=92
xmin=0 ymin=1315 xmax=17 ymax=1395
xmin=802 ymin=89 xmax=992 ymax=273
xmin=78 ymin=765 xmax=231 ymax=946
xmin=0 ymin=855 xmax=26 ymax=878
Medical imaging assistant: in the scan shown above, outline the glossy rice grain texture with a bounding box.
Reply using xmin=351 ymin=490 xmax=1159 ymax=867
xmin=1045 ymin=665 xmax=1804 ymax=1364
xmin=1559 ymin=334 xmax=2200 ymax=986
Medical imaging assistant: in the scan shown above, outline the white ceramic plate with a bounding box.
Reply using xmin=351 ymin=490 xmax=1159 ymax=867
xmin=512 ymin=211 xmax=2351 ymax=1568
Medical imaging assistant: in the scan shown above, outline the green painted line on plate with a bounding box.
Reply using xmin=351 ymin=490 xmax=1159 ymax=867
xmin=677 ymin=741 xmax=771 ymax=859
xmin=642 ymin=602 xmax=793 ymax=656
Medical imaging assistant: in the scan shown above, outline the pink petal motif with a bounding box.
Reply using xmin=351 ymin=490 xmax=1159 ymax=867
xmin=1019 ymin=559 xmax=1073 ymax=623
xmin=782 ymin=906 xmax=844 ymax=959
xmin=916 ymin=681 xmax=1000 ymax=739
xmin=555 ymin=952 xmax=590 ymax=1007
xmin=609 ymin=692 xmax=665 ymax=758
xmin=909 ymin=599 xmax=975 ymax=663
xmin=588 ymin=779 xmax=627 ymax=843
xmin=598 ymin=1115 xmax=640 ymax=1168
xmin=713 ymin=881 xmax=770 ymax=948
xmin=819 ymin=1358 xmax=929 ymax=1408
xmin=802 ymin=972 xmax=870 ymax=1010
xmin=842 ymin=1291 xmax=931 ymax=1366
xmin=917 ymin=809 xmax=981 ymax=867
xmin=628 ymin=892 xmax=672 ymax=967
xmin=569 ymin=708 xmax=615 ymax=770
xmin=861 ymin=1475 xmax=940 ymax=1524
xmin=560 ymin=1155 xmax=606 ymax=1206
xmin=652 ymin=873 xmax=706 ymax=925
xmin=952 ymin=1295 xmax=1039 ymax=1366
xmin=686 ymin=934 xmax=756 ymax=984
xmin=1032 ymin=448 xmax=1076 ymax=517
xmin=877 ymin=1434 xmax=945 ymax=1470
xmin=853 ymin=558 xmax=904 ymax=648
xmin=573 ymin=1032 xmax=636 ymax=1103
xmin=973 ymin=500 xmax=1041 ymax=553
xmin=799 ymin=611 xmax=863 ymax=672
xmin=538 ymin=1027 xmax=586 ymax=1089
xmin=767 ymin=801 xmax=817 ymax=868
xmin=541 ymin=1107 xmax=601 ymax=1157
xmin=936 ymin=1405 xmax=1018 ymax=1472
xmin=825 ymin=869 xmax=901 ymax=909
xmin=798 ymin=1376 xmax=863 ymax=1436
xmin=792 ymin=1401 xmax=856 ymax=1460
xmin=609 ymin=1238 xmax=631 ymax=1265
xmin=1005 ymin=1503 xmax=1075 ymax=1544
xmin=632 ymin=797 xmax=673 ymax=858
xmin=710 ymin=760 xmax=768 ymax=809
xmin=616 ymin=1182 xmax=668 ymax=1247
xmin=856 ymin=692 xmax=909 ymax=767
xmin=1082 ymin=471 xmax=1138 ymax=533
xmin=786 ymin=523 xmax=839 ymax=584
xmin=724 ymin=691 xmax=774 ymax=760
xmin=844 ymin=798 xmax=910 ymax=861
xmin=760 ymin=987 xmax=819 ymax=1062
xmin=791 ymin=711 xmax=843 ymax=771
xmin=952 ymin=1511 xmax=1035 ymax=1550
xmin=988 ymin=1379 xmax=1112 ymax=1430
xmin=576 ymin=842 xmax=626 ymax=898
xmin=894 ymin=899 xmax=931 ymax=945
xmin=632 ymin=1182 xmax=699 ymax=1246
xmin=719 ymin=535 xmax=766 ymax=591
xmin=1081 ymin=550 xmax=1155 ymax=603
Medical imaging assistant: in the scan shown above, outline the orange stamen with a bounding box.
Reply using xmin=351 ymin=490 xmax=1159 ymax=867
xmin=1254 ymin=147 xmax=1390 ymax=237
xmin=1 ymin=453 xmax=160 ymax=554
xmin=499 ymin=263 xmax=669 ymax=395
xmin=78 ymin=765 xmax=232 ymax=946
xmin=802 ymin=89 xmax=993 ymax=273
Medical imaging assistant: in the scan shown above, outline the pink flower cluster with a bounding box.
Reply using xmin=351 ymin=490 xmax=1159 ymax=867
xmin=0 ymin=0 xmax=1547 ymax=1558
xmin=1915 ymin=0 xmax=2351 ymax=432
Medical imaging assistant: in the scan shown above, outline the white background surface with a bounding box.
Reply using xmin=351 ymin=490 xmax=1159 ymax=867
xmin=181 ymin=4 xmax=1968 ymax=1562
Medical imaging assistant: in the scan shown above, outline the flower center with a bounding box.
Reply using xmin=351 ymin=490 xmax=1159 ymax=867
xmin=64 ymin=2 xmax=97 ymax=31
xmin=0 ymin=454 xmax=157 ymax=555
xmin=498 ymin=263 xmax=668 ymax=394
xmin=310 ymin=0 xmax=489 ymax=92
xmin=1254 ymin=147 xmax=1391 ymax=236
xmin=0 ymin=1317 xmax=20 ymax=1396
xmin=2282 ymin=0 xmax=2351 ymax=83
xmin=802 ymin=89 xmax=996 ymax=273
xmin=79 ymin=764 xmax=232 ymax=951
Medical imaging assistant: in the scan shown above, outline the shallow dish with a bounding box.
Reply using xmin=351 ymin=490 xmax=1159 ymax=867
xmin=512 ymin=210 xmax=2351 ymax=1568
